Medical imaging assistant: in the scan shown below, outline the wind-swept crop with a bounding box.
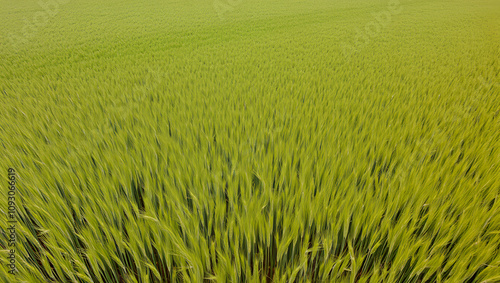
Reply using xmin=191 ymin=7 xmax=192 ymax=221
xmin=1 ymin=0 xmax=499 ymax=282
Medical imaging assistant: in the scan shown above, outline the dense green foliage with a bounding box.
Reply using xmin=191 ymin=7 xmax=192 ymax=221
xmin=1 ymin=0 xmax=499 ymax=281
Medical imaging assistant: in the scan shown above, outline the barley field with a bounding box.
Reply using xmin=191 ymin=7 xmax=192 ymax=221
xmin=1 ymin=0 xmax=499 ymax=282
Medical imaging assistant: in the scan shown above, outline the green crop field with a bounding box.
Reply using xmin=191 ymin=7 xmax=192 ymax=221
xmin=1 ymin=0 xmax=499 ymax=282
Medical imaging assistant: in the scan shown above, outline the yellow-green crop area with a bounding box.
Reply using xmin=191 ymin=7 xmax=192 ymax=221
xmin=1 ymin=0 xmax=500 ymax=281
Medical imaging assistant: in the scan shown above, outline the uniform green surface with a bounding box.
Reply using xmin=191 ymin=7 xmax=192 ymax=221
xmin=1 ymin=0 xmax=499 ymax=281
